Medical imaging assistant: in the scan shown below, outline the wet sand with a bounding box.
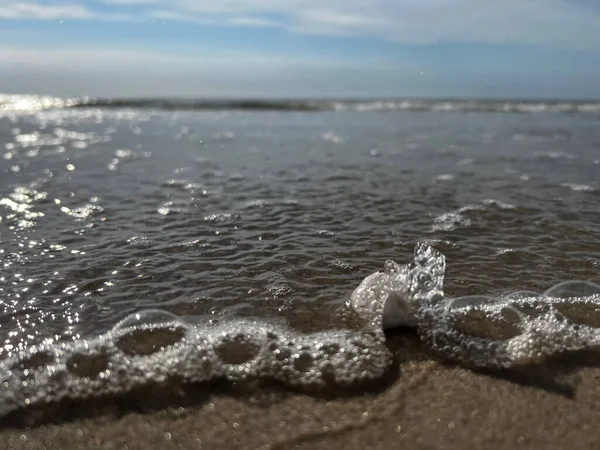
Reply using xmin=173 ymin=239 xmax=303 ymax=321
xmin=2 ymin=329 xmax=600 ymax=450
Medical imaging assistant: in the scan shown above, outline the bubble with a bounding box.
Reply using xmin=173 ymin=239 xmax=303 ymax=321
xmin=11 ymin=350 xmax=54 ymax=372
xmin=112 ymin=309 xmax=184 ymax=332
xmin=317 ymin=343 xmax=340 ymax=355
xmin=115 ymin=326 xmax=187 ymax=357
xmin=508 ymin=300 xmax=550 ymax=319
xmin=453 ymin=310 xmax=521 ymax=341
xmin=446 ymin=299 xmax=524 ymax=341
xmin=66 ymin=351 xmax=110 ymax=378
xmin=554 ymin=301 xmax=600 ymax=328
xmin=543 ymin=281 xmax=600 ymax=299
xmin=293 ymin=352 xmax=314 ymax=372
xmin=319 ymin=362 xmax=337 ymax=383
xmin=447 ymin=295 xmax=500 ymax=310
xmin=111 ymin=310 xmax=189 ymax=357
xmin=273 ymin=346 xmax=291 ymax=362
xmin=500 ymin=292 xmax=547 ymax=318
xmin=266 ymin=330 xmax=278 ymax=340
xmin=214 ymin=333 xmax=261 ymax=365
xmin=503 ymin=290 xmax=540 ymax=300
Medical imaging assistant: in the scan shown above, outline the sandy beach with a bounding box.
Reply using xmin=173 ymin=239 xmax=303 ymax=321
xmin=2 ymin=328 xmax=600 ymax=450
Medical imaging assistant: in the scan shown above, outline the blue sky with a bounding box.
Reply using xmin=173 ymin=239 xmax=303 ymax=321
xmin=1 ymin=0 xmax=599 ymax=98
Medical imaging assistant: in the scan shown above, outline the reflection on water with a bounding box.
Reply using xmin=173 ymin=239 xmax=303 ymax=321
xmin=0 ymin=100 xmax=599 ymax=364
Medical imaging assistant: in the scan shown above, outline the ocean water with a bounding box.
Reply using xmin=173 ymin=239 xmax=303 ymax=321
xmin=1 ymin=95 xmax=599 ymax=418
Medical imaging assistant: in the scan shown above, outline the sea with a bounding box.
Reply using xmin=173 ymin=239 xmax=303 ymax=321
xmin=0 ymin=93 xmax=599 ymax=417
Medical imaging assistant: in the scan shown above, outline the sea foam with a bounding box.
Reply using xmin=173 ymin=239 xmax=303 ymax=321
xmin=2 ymin=243 xmax=600 ymax=419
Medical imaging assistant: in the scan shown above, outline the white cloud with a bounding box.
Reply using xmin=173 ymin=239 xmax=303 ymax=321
xmin=0 ymin=1 xmax=138 ymax=22
xmin=228 ymin=17 xmax=282 ymax=27
xmin=288 ymin=0 xmax=600 ymax=48
xmin=0 ymin=2 xmax=93 ymax=19
xmin=1 ymin=1 xmax=600 ymax=48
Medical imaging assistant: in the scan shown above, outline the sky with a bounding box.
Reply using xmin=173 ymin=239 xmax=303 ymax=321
xmin=1 ymin=0 xmax=599 ymax=99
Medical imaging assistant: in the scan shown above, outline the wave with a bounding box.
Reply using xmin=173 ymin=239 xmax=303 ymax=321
xmin=2 ymin=93 xmax=600 ymax=114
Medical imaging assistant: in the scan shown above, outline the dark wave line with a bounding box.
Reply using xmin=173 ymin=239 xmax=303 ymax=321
xmin=71 ymin=98 xmax=324 ymax=111
xmin=2 ymin=94 xmax=600 ymax=114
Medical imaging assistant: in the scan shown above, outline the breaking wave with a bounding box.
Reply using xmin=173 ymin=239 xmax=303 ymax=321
xmin=2 ymin=93 xmax=600 ymax=115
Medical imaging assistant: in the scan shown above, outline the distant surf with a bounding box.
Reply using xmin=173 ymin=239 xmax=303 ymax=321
xmin=2 ymin=93 xmax=600 ymax=115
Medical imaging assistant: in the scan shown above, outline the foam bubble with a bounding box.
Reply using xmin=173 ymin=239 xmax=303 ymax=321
xmin=2 ymin=245 xmax=600 ymax=419
xmin=543 ymin=281 xmax=600 ymax=299
xmin=351 ymin=246 xmax=600 ymax=369
xmin=112 ymin=309 xmax=185 ymax=331
xmin=0 ymin=307 xmax=390 ymax=418
xmin=447 ymin=295 xmax=500 ymax=310
xmin=418 ymin=282 xmax=600 ymax=368
xmin=503 ymin=290 xmax=540 ymax=300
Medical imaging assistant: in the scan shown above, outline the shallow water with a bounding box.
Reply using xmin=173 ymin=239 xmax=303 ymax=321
xmin=1 ymin=99 xmax=599 ymax=361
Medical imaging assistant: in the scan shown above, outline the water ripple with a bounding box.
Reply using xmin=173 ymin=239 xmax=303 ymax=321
xmin=1 ymin=107 xmax=599 ymax=362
